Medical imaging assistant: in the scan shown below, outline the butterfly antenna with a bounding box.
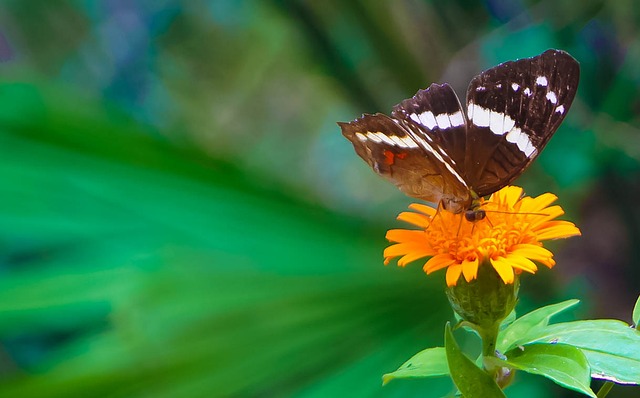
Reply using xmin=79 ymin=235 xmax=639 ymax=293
xmin=483 ymin=213 xmax=494 ymax=228
xmin=477 ymin=201 xmax=550 ymax=218
xmin=483 ymin=209 xmax=550 ymax=217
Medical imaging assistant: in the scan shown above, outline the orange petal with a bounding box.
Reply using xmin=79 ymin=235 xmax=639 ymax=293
xmin=461 ymin=258 xmax=479 ymax=282
xmin=495 ymin=186 xmax=524 ymax=208
xmin=510 ymin=244 xmax=553 ymax=261
xmin=385 ymin=229 xmax=426 ymax=243
xmin=535 ymin=222 xmax=581 ymax=240
xmin=445 ymin=263 xmax=463 ymax=286
xmin=521 ymin=192 xmax=558 ymax=212
xmin=525 ymin=205 xmax=564 ymax=227
xmin=397 ymin=211 xmax=432 ymax=228
xmin=424 ymin=253 xmax=456 ymax=273
xmin=397 ymin=250 xmax=431 ymax=266
xmin=490 ymin=258 xmax=515 ymax=284
xmin=384 ymin=242 xmax=429 ymax=258
xmin=408 ymin=203 xmax=437 ymax=216
xmin=503 ymin=253 xmax=538 ymax=273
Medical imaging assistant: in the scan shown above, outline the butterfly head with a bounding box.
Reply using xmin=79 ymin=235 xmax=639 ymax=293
xmin=463 ymin=191 xmax=486 ymax=222
xmin=464 ymin=208 xmax=486 ymax=222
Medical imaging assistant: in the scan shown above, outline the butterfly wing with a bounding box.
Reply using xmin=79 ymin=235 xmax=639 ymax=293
xmin=339 ymin=113 xmax=470 ymax=212
xmin=391 ymin=83 xmax=468 ymax=168
xmin=340 ymin=49 xmax=579 ymax=209
xmin=464 ymin=49 xmax=580 ymax=197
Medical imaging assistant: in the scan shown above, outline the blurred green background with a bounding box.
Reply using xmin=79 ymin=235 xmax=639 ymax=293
xmin=0 ymin=1 xmax=638 ymax=397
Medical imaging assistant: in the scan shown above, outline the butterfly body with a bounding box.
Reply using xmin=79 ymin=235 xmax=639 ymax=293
xmin=339 ymin=50 xmax=579 ymax=215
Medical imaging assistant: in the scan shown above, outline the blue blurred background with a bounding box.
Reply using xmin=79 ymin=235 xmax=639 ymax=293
xmin=0 ymin=1 xmax=638 ymax=397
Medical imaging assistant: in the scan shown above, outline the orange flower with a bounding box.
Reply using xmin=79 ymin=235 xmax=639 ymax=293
xmin=384 ymin=186 xmax=580 ymax=286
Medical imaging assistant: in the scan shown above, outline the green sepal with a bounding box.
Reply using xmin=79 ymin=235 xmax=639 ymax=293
xmin=446 ymin=262 xmax=519 ymax=329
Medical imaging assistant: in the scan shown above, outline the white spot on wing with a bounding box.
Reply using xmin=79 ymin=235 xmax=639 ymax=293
xmin=511 ymin=83 xmax=520 ymax=91
xmin=435 ymin=114 xmax=452 ymax=129
xmin=393 ymin=135 xmax=419 ymax=148
xmin=505 ymin=128 xmax=521 ymax=144
xmin=546 ymin=91 xmax=558 ymax=104
xmin=489 ymin=111 xmax=506 ymax=136
xmin=555 ymin=105 xmax=565 ymax=114
xmin=369 ymin=132 xmax=393 ymax=145
xmin=389 ymin=135 xmax=406 ymax=147
xmin=476 ymin=86 xmax=486 ymax=92
xmin=506 ymin=128 xmax=536 ymax=157
xmin=536 ymin=76 xmax=548 ymax=86
xmin=401 ymin=136 xmax=419 ymax=148
xmin=469 ymin=103 xmax=490 ymax=127
xmin=449 ymin=111 xmax=464 ymax=127
xmin=523 ymin=87 xmax=532 ymax=96
xmin=502 ymin=114 xmax=515 ymax=133
xmin=523 ymin=139 xmax=536 ymax=157
xmin=364 ymin=132 xmax=382 ymax=143
xmin=418 ymin=111 xmax=437 ymax=129
xmin=355 ymin=132 xmax=368 ymax=142
xmin=413 ymin=110 xmax=464 ymax=131
xmin=364 ymin=131 xmax=419 ymax=149
xmin=469 ymin=104 xmax=516 ymax=136
xmin=409 ymin=134 xmax=429 ymax=150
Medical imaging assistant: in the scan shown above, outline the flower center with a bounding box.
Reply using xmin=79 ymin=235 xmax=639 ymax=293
xmin=425 ymin=209 xmax=537 ymax=263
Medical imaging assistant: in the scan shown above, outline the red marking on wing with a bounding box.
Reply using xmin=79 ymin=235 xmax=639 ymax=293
xmin=383 ymin=150 xmax=395 ymax=165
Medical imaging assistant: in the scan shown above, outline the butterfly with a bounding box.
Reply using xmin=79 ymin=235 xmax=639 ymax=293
xmin=338 ymin=49 xmax=579 ymax=221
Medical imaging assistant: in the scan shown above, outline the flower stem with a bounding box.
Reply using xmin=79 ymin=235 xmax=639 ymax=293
xmin=481 ymin=322 xmax=500 ymax=357
xmin=480 ymin=322 xmax=500 ymax=372
xmin=479 ymin=321 xmax=516 ymax=389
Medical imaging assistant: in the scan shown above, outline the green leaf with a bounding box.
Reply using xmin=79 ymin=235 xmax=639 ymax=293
xmin=498 ymin=299 xmax=580 ymax=352
xmin=382 ymin=347 xmax=448 ymax=385
xmin=496 ymin=344 xmax=595 ymax=397
xmin=444 ymin=323 xmax=506 ymax=398
xmin=516 ymin=320 xmax=640 ymax=385
xmin=633 ymin=295 xmax=640 ymax=327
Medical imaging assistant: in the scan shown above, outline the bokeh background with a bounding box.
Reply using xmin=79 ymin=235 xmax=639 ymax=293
xmin=0 ymin=1 xmax=638 ymax=397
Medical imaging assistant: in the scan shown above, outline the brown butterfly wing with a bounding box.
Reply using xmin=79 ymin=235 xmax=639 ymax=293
xmin=339 ymin=113 xmax=470 ymax=212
